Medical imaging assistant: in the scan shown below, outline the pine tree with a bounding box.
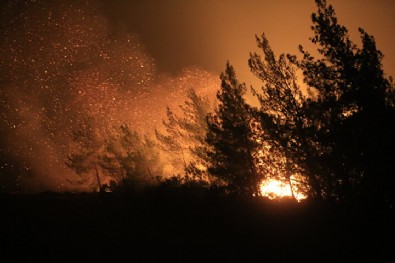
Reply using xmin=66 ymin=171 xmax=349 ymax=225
xmin=67 ymin=120 xmax=162 ymax=192
xmin=294 ymin=0 xmax=362 ymax=199
xmin=352 ymin=30 xmax=395 ymax=201
xmin=105 ymin=125 xmax=162 ymax=191
xmin=156 ymin=106 xmax=188 ymax=171
xmin=206 ymin=63 xmax=261 ymax=197
xmin=66 ymin=118 xmax=108 ymax=192
xmin=156 ymin=89 xmax=212 ymax=183
xmin=248 ymin=34 xmax=314 ymax=199
xmin=294 ymin=0 xmax=395 ymax=201
xmin=247 ymin=0 xmax=395 ymax=202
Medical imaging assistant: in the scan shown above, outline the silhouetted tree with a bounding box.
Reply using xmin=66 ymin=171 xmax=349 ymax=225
xmin=156 ymin=106 xmax=188 ymax=170
xmin=293 ymin=0 xmax=395 ymax=201
xmin=247 ymin=0 xmax=395 ymax=202
xmin=156 ymin=89 xmax=213 ymax=184
xmin=249 ymin=34 xmax=315 ymax=199
xmin=105 ymin=125 xmax=162 ymax=191
xmin=67 ymin=120 xmax=162 ymax=192
xmin=246 ymin=0 xmax=395 ymax=203
xmin=66 ymin=118 xmax=108 ymax=192
xmin=206 ymin=63 xmax=261 ymax=196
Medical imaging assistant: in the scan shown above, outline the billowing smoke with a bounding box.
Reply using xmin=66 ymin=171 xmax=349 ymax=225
xmin=0 ymin=0 xmax=219 ymax=192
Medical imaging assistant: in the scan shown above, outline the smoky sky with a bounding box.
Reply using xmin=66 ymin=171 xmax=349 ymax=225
xmin=98 ymin=0 xmax=395 ymax=82
xmin=0 ymin=0 xmax=218 ymax=192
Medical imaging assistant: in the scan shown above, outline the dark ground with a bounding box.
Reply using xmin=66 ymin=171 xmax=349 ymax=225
xmin=0 ymin=187 xmax=393 ymax=262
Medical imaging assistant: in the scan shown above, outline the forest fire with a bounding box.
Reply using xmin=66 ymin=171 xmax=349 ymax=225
xmin=259 ymin=178 xmax=307 ymax=202
xmin=1 ymin=1 xmax=393 ymax=262
xmin=1 ymin=0 xmax=393 ymax=206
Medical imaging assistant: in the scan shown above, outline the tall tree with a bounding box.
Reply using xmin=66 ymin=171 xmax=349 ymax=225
xmin=249 ymin=34 xmax=314 ymax=199
xmin=350 ymin=29 xmax=395 ymax=201
xmin=248 ymin=0 xmax=395 ymax=202
xmin=206 ymin=63 xmax=261 ymax=196
xmin=156 ymin=89 xmax=212 ymax=183
xmin=294 ymin=0 xmax=362 ymax=199
xmin=293 ymin=0 xmax=395 ymax=201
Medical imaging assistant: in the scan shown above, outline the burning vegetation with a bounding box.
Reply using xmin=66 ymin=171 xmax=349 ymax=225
xmin=1 ymin=0 xmax=395 ymax=205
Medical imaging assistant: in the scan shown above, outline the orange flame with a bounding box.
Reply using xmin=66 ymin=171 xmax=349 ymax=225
xmin=259 ymin=177 xmax=307 ymax=202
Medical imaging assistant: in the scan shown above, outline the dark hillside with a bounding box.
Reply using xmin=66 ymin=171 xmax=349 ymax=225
xmin=0 ymin=190 xmax=393 ymax=262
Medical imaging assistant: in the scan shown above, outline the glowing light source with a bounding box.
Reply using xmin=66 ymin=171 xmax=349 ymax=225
xmin=259 ymin=178 xmax=307 ymax=202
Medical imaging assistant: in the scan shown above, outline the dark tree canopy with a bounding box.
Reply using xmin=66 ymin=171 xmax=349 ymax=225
xmin=246 ymin=0 xmax=395 ymax=202
xmin=206 ymin=63 xmax=261 ymax=197
xmin=203 ymin=0 xmax=395 ymax=202
xmin=248 ymin=33 xmax=314 ymax=199
xmin=296 ymin=0 xmax=395 ymax=201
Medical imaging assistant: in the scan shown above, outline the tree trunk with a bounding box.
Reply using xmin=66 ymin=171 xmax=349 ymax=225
xmin=287 ymin=173 xmax=296 ymax=200
xmin=94 ymin=162 xmax=102 ymax=192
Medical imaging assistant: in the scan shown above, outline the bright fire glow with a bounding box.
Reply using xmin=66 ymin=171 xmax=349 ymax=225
xmin=259 ymin=178 xmax=307 ymax=202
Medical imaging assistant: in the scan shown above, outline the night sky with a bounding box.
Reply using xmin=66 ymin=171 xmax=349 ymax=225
xmin=98 ymin=0 xmax=395 ymax=83
xmin=1 ymin=0 xmax=395 ymax=192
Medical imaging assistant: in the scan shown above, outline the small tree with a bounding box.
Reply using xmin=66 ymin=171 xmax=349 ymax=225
xmin=206 ymin=63 xmax=261 ymax=197
xmin=105 ymin=125 xmax=162 ymax=191
xmin=66 ymin=118 xmax=108 ymax=192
